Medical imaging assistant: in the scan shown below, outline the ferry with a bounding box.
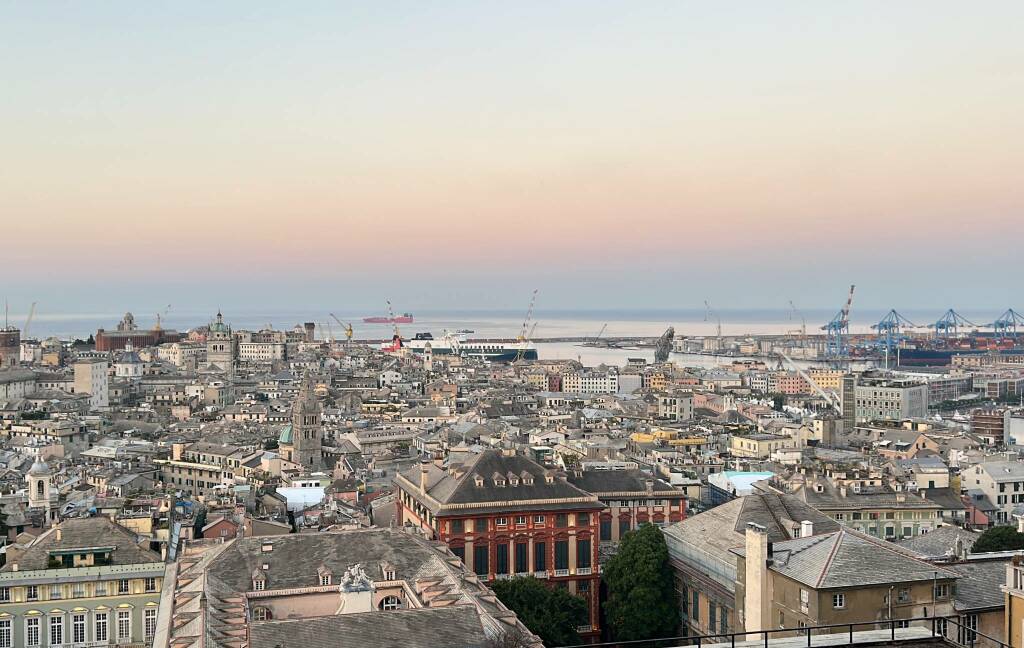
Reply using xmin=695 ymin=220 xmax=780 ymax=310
xmin=397 ymin=332 xmax=537 ymax=362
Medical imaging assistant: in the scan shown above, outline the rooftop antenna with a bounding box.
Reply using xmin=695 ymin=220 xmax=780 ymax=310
xmin=4 ymin=300 xmax=7 ymax=328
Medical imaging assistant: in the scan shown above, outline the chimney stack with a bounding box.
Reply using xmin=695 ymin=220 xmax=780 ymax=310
xmin=55 ymin=527 xmax=62 ymax=542
xmin=419 ymin=461 xmax=429 ymax=494
xmin=800 ymin=520 xmax=813 ymax=537
xmin=744 ymin=523 xmax=770 ymax=633
xmin=645 ymin=479 xmax=654 ymax=495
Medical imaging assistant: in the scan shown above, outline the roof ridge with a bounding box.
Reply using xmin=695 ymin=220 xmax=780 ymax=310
xmin=814 ymin=529 xmax=845 ymax=589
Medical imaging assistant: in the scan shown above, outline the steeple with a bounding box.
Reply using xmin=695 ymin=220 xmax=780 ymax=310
xmin=291 ymin=371 xmax=323 ymax=472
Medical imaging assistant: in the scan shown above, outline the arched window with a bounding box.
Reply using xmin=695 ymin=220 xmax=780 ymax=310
xmin=252 ymin=607 xmax=272 ymax=622
xmin=36 ymin=481 xmax=44 ymax=497
xmin=378 ymin=596 xmax=401 ymax=611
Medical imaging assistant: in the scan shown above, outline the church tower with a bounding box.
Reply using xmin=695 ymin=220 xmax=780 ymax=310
xmin=291 ymin=373 xmax=323 ymax=471
xmin=206 ymin=310 xmax=236 ymax=374
xmin=27 ymin=459 xmax=55 ymax=525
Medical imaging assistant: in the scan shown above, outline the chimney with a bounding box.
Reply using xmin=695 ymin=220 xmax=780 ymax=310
xmin=800 ymin=520 xmax=813 ymax=537
xmin=1018 ymin=517 xmax=1024 ymax=534
xmin=55 ymin=527 xmax=62 ymax=542
xmin=744 ymin=523 xmax=770 ymax=632
xmin=419 ymin=461 xmax=429 ymax=494
xmin=645 ymin=479 xmax=654 ymax=495
xmin=839 ymin=486 xmax=847 ymax=498
xmin=10 ymin=563 xmax=17 ymax=572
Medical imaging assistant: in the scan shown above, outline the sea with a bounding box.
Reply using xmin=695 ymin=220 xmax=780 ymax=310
xmin=17 ymin=307 xmax=998 ymax=368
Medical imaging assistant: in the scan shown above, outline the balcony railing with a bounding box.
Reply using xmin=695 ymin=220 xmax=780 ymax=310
xmin=533 ymin=571 xmax=549 ymax=579
xmin=553 ymin=615 xmax=1007 ymax=648
xmin=553 ymin=569 xmax=570 ymax=577
xmin=576 ymin=567 xmax=592 ymax=575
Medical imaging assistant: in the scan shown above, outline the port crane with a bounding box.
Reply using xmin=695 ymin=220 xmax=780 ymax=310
xmin=704 ymin=300 xmax=722 ymax=339
xmin=870 ymin=310 xmax=918 ymax=356
xmin=822 ymin=285 xmax=855 ymax=359
xmin=329 ymin=313 xmax=354 ymax=346
xmin=515 ymin=290 xmax=538 ymax=361
xmin=593 ymin=323 xmax=608 ymax=345
xmin=989 ymin=309 xmax=1024 ymax=338
xmin=23 ymin=302 xmax=37 ymax=339
xmin=929 ymin=309 xmax=976 ymax=339
xmin=787 ymin=300 xmax=806 ymax=340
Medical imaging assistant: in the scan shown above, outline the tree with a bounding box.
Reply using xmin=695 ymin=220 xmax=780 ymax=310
xmin=770 ymin=393 xmax=785 ymax=411
xmin=971 ymin=525 xmax=1024 ymax=553
xmin=484 ymin=628 xmax=535 ymax=648
xmin=603 ymin=523 xmax=679 ymax=642
xmin=491 ymin=576 xmax=588 ymax=647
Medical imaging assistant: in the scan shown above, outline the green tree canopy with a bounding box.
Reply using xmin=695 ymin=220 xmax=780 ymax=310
xmin=971 ymin=525 xmax=1024 ymax=553
xmin=491 ymin=576 xmax=588 ymax=647
xmin=603 ymin=523 xmax=679 ymax=642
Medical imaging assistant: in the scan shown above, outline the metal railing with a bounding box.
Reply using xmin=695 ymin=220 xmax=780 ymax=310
xmin=555 ymin=615 xmax=1007 ymax=648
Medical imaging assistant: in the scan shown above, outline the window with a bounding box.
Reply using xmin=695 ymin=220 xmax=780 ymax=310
xmin=516 ymin=516 xmax=527 ymax=527
xmin=515 ymin=542 xmax=528 ymax=574
xmin=534 ymin=515 xmax=545 ymax=526
xmin=450 ymin=519 xmax=464 ymax=534
xmin=555 ymin=514 xmax=568 ymax=528
xmin=495 ymin=517 xmax=508 ymax=527
xmin=496 ymin=544 xmax=509 ymax=575
xmin=50 ymin=584 xmax=62 ymax=599
xmin=72 ymin=582 xmax=85 ymax=598
xmin=118 ymin=610 xmax=132 ymax=641
xmin=26 ymin=617 xmax=41 ymax=647
xmin=709 ymin=603 xmax=717 ymax=632
xmin=73 ymin=613 xmax=86 ymax=644
xmin=934 ymin=583 xmax=949 ymax=599
xmin=554 ymin=540 xmax=569 ymax=571
xmin=475 ymin=518 xmax=488 ymax=533
xmin=692 ymin=589 xmax=699 ymax=621
xmin=119 ymin=579 xmax=130 ymax=594
xmin=253 ymin=606 xmax=271 ymax=621
xmin=577 ymin=513 xmax=589 ymax=526
xmin=0 ymin=619 xmax=9 ymax=648
xmin=145 ymin=577 xmax=157 ymax=592
xmin=473 ymin=545 xmax=489 ymax=576
xmin=800 ymin=588 xmax=809 ymax=613
xmin=832 ymin=593 xmax=845 ymax=609
xmin=720 ymin=605 xmax=728 ymax=633
xmin=321 ymin=574 xmax=332 ymax=586
xmin=600 ymin=519 xmax=612 ymax=541
xmin=145 ymin=608 xmax=158 ymax=639
xmin=452 ymin=545 xmax=465 ymax=563
xmin=379 ymin=595 xmax=401 ymax=610
xmin=898 ymin=588 xmax=910 ymax=603
xmin=534 ymin=542 xmax=546 ymax=572
xmin=619 ymin=518 xmax=631 ymax=537
xmin=577 ymin=539 xmax=591 ymax=569
xmin=49 ymin=615 xmax=63 ymax=646
xmin=95 ymin=612 xmax=108 ymax=643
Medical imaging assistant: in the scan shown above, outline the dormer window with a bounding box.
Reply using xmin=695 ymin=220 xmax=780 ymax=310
xmin=474 ymin=475 xmax=484 ymax=487
xmin=253 ymin=577 xmax=266 ymax=591
xmin=493 ymin=472 xmax=506 ymax=487
xmin=317 ymin=565 xmax=333 ymax=586
xmin=521 ymin=471 xmax=534 ymax=485
xmin=509 ymin=476 xmax=519 ymax=486
xmin=545 ymin=474 xmax=554 ymax=484
xmin=380 ymin=561 xmax=397 ymax=581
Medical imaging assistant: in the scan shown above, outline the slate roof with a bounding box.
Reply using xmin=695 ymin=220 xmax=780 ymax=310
xmin=949 ymin=559 xmax=1009 ymax=611
xmin=567 ymin=470 xmax=681 ymax=496
xmin=249 ymin=605 xmax=487 ymax=648
xmin=2 ymin=517 xmax=161 ymax=571
xmin=732 ymin=527 xmax=959 ymax=589
xmin=399 ymin=450 xmax=602 ymax=516
xmin=896 ymin=525 xmax=980 ymax=558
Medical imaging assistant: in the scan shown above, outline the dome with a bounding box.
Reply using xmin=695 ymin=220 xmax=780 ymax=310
xmin=28 ymin=458 xmax=51 ymax=476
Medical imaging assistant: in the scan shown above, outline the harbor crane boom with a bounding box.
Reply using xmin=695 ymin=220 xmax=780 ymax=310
xmin=776 ymin=350 xmax=842 ymax=414
xmin=23 ymin=302 xmax=37 ymax=339
xmin=822 ymin=285 xmax=855 ymax=359
xmin=330 ymin=313 xmax=354 ymax=345
xmin=989 ymin=309 xmax=1024 ymax=338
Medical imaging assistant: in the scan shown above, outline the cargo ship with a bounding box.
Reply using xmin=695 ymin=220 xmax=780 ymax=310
xmin=363 ymin=313 xmax=413 ymax=324
xmin=395 ymin=332 xmax=538 ymax=362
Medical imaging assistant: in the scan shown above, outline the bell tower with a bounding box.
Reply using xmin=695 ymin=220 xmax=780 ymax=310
xmin=291 ymin=373 xmax=323 ymax=471
xmin=27 ymin=459 xmax=54 ymax=525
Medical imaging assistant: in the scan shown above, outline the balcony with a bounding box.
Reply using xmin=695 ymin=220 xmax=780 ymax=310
xmin=533 ymin=571 xmax=549 ymax=579
xmin=576 ymin=567 xmax=592 ymax=575
xmin=553 ymin=569 xmax=570 ymax=577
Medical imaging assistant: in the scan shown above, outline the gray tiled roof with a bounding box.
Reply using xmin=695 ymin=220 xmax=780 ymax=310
xmin=949 ymin=559 xmax=1008 ymax=612
xmin=732 ymin=527 xmax=959 ymax=589
xmin=249 ymin=605 xmax=487 ymax=648
xmin=567 ymin=470 xmax=680 ymax=495
xmin=2 ymin=517 xmax=161 ymax=571
xmin=896 ymin=525 xmax=980 ymax=558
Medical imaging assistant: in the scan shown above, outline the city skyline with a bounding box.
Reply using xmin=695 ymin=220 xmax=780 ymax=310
xmin=4 ymin=2 xmax=1023 ymax=310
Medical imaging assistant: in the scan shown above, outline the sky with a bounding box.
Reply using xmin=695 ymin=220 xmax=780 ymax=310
xmin=3 ymin=2 xmax=1023 ymax=315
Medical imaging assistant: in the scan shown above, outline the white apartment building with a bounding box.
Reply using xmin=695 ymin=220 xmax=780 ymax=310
xmin=853 ymin=377 xmax=927 ymax=422
xmin=238 ymin=341 xmax=286 ymax=363
xmin=73 ymin=358 xmax=109 ymax=410
xmin=964 ymin=460 xmax=1024 ymax=524
xmin=561 ymin=370 xmax=619 ymax=394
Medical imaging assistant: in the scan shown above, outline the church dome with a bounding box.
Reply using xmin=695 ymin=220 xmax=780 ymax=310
xmin=28 ymin=458 xmax=51 ymax=476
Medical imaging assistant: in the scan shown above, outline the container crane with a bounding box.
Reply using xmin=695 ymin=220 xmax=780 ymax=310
xmin=929 ymin=309 xmax=976 ymax=339
xmin=593 ymin=323 xmax=608 ymax=344
xmin=871 ymin=310 xmax=918 ymax=356
xmin=822 ymin=285 xmax=855 ymax=359
xmin=989 ymin=309 xmax=1024 ymax=338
